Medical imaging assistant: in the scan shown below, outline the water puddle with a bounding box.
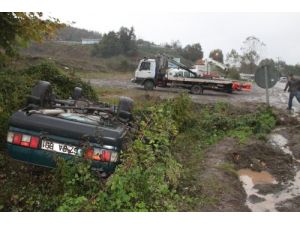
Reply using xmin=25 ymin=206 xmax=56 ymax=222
xmin=239 ymin=169 xmax=300 ymax=211
xmin=238 ymin=131 xmax=300 ymax=211
xmin=238 ymin=169 xmax=276 ymax=185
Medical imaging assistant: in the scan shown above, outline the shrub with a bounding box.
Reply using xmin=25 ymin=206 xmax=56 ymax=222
xmin=0 ymin=61 xmax=97 ymax=147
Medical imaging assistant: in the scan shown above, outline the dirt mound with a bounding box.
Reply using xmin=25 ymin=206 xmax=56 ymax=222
xmin=229 ymin=140 xmax=295 ymax=183
xmin=272 ymin=108 xmax=299 ymax=126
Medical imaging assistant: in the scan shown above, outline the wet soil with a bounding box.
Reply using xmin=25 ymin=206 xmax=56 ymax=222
xmin=190 ymin=106 xmax=300 ymax=211
xmin=196 ymin=137 xmax=250 ymax=212
xmin=230 ymin=140 xmax=295 ymax=183
xmin=228 ymin=123 xmax=300 ymax=212
xmin=276 ymin=196 xmax=300 ymax=212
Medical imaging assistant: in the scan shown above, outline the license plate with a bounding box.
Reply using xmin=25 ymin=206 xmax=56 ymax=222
xmin=41 ymin=140 xmax=79 ymax=155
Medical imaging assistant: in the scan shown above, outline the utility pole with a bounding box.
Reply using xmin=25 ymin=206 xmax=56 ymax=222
xmin=264 ymin=65 xmax=270 ymax=106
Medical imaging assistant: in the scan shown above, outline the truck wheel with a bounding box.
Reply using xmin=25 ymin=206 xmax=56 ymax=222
xmin=191 ymin=85 xmax=203 ymax=95
xmin=144 ymin=80 xmax=154 ymax=90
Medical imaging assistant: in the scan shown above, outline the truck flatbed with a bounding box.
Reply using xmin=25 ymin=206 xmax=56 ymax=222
xmin=166 ymin=76 xmax=233 ymax=84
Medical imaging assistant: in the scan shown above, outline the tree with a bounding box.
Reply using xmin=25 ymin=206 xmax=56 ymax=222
xmin=181 ymin=43 xmax=203 ymax=62
xmin=225 ymin=49 xmax=241 ymax=68
xmin=258 ymin=58 xmax=275 ymax=67
xmin=92 ymin=26 xmax=137 ymax=58
xmin=93 ymin=31 xmax=121 ymax=58
xmin=118 ymin=26 xmax=137 ymax=56
xmin=240 ymin=36 xmax=266 ymax=73
xmin=209 ymin=49 xmax=224 ymax=63
xmin=170 ymin=40 xmax=182 ymax=50
xmin=0 ymin=12 xmax=63 ymax=57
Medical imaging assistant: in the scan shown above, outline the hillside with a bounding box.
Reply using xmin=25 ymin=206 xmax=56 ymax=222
xmin=21 ymin=41 xmax=189 ymax=73
xmin=55 ymin=26 xmax=102 ymax=42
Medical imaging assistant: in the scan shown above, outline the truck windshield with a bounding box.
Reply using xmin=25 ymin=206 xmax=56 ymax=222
xmin=140 ymin=62 xmax=150 ymax=71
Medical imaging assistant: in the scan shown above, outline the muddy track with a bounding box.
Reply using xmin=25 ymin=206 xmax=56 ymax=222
xmin=192 ymin=121 xmax=300 ymax=212
xmin=196 ymin=137 xmax=250 ymax=212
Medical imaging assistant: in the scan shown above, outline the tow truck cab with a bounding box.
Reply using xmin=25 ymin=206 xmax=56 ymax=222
xmin=134 ymin=59 xmax=156 ymax=86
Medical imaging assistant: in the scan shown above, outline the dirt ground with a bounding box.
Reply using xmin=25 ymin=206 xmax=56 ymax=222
xmin=87 ymin=77 xmax=300 ymax=212
xmin=86 ymin=77 xmax=300 ymax=114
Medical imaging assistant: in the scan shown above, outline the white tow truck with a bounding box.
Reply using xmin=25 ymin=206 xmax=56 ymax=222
xmin=131 ymin=55 xmax=234 ymax=94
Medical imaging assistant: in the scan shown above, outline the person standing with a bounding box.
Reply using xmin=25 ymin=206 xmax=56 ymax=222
xmin=284 ymin=74 xmax=300 ymax=110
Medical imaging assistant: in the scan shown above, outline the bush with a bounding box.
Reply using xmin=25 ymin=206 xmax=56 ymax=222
xmin=0 ymin=61 xmax=98 ymax=147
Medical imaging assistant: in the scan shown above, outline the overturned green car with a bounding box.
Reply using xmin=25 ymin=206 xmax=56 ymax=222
xmin=6 ymin=81 xmax=134 ymax=177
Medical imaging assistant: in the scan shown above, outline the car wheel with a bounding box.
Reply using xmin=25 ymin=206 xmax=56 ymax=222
xmin=118 ymin=96 xmax=134 ymax=122
xmin=72 ymin=87 xmax=82 ymax=100
xmin=28 ymin=80 xmax=52 ymax=107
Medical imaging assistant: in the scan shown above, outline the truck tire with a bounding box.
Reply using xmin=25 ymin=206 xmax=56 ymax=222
xmin=144 ymin=80 xmax=154 ymax=91
xmin=191 ymin=85 xmax=203 ymax=95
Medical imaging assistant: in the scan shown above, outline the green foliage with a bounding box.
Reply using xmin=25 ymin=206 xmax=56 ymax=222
xmin=179 ymin=43 xmax=203 ymax=62
xmin=253 ymin=107 xmax=276 ymax=135
xmin=92 ymin=27 xmax=137 ymax=58
xmin=54 ymin=97 xmax=184 ymax=212
xmin=0 ymin=12 xmax=64 ymax=59
xmin=165 ymin=93 xmax=196 ymax=131
xmin=0 ymin=62 xmax=97 ymax=146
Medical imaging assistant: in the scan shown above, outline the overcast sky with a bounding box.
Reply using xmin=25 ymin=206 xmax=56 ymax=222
xmin=47 ymin=12 xmax=300 ymax=65
xmin=4 ymin=0 xmax=300 ymax=64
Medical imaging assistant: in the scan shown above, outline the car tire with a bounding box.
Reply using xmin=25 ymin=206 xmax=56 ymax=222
xmin=72 ymin=87 xmax=82 ymax=100
xmin=28 ymin=80 xmax=52 ymax=107
xmin=191 ymin=85 xmax=203 ymax=95
xmin=118 ymin=96 xmax=134 ymax=122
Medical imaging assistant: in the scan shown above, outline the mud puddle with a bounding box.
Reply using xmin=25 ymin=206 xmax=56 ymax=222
xmin=238 ymin=130 xmax=300 ymax=211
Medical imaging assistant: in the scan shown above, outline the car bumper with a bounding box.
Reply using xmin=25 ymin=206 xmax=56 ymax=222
xmin=6 ymin=144 xmax=117 ymax=172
